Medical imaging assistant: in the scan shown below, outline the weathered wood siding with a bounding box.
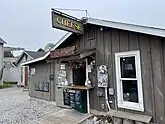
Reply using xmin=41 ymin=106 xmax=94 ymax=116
xmin=94 ymin=26 xmax=165 ymax=124
xmin=57 ymin=24 xmax=165 ymax=124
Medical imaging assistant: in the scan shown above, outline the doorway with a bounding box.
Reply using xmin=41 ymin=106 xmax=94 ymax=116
xmin=23 ymin=66 xmax=29 ymax=87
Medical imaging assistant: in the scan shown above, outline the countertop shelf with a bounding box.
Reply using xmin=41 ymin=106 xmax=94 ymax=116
xmin=57 ymin=85 xmax=93 ymax=90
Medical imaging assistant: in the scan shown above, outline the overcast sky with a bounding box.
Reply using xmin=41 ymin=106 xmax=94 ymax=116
xmin=0 ymin=0 xmax=165 ymax=51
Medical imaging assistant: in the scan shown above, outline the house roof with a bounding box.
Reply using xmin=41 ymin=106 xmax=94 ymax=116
xmin=25 ymin=50 xmax=45 ymax=59
xmin=0 ymin=38 xmax=7 ymax=44
xmin=16 ymin=50 xmax=45 ymax=65
xmin=21 ymin=17 xmax=165 ymax=65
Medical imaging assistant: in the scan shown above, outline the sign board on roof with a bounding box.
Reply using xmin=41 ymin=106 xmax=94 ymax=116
xmin=52 ymin=10 xmax=84 ymax=34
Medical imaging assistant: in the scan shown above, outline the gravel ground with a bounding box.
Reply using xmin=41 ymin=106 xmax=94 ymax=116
xmin=0 ymin=87 xmax=61 ymax=124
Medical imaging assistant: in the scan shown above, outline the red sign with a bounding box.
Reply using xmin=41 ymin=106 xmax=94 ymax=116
xmin=50 ymin=46 xmax=76 ymax=58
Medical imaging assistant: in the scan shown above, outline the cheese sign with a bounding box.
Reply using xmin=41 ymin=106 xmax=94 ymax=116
xmin=52 ymin=10 xmax=84 ymax=34
xmin=50 ymin=46 xmax=76 ymax=58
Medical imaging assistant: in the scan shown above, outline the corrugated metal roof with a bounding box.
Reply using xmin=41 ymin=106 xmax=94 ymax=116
xmin=86 ymin=18 xmax=165 ymax=37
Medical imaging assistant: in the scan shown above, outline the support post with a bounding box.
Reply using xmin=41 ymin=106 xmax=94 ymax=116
xmin=87 ymin=89 xmax=90 ymax=113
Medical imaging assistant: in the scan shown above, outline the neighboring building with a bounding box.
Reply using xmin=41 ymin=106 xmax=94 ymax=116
xmin=3 ymin=48 xmax=19 ymax=83
xmin=20 ymin=35 xmax=68 ymax=101
xmin=22 ymin=16 xmax=165 ymax=124
xmin=15 ymin=50 xmax=45 ymax=86
xmin=0 ymin=38 xmax=6 ymax=85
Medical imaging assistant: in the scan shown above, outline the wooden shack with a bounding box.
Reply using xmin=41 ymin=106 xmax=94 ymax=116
xmin=50 ymin=11 xmax=165 ymax=124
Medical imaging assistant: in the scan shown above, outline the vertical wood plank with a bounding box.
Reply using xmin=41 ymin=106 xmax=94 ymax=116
xmin=95 ymin=26 xmax=102 ymax=110
xmin=103 ymin=28 xmax=114 ymax=110
xmin=103 ymin=29 xmax=110 ymax=65
xmin=111 ymin=29 xmax=120 ymax=110
xmin=150 ymin=36 xmax=164 ymax=123
xmin=162 ymin=38 xmax=165 ymax=123
xmin=80 ymin=33 xmax=84 ymax=49
xmin=138 ymin=34 xmax=153 ymax=116
xmin=98 ymin=27 xmax=106 ymax=111
xmin=119 ymin=30 xmax=129 ymax=52
xmin=90 ymin=26 xmax=96 ymax=48
xmin=128 ymin=32 xmax=139 ymax=51
xmin=83 ymin=25 xmax=88 ymax=49
xmin=97 ymin=26 xmax=105 ymax=64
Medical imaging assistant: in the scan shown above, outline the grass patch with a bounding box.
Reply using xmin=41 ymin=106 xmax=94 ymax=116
xmin=3 ymin=81 xmax=17 ymax=85
xmin=0 ymin=83 xmax=12 ymax=89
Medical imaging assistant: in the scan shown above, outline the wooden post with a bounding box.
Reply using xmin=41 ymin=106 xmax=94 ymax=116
xmin=113 ymin=117 xmax=122 ymax=124
xmin=87 ymin=89 xmax=90 ymax=113
xmin=123 ymin=119 xmax=134 ymax=124
xmin=135 ymin=121 xmax=144 ymax=124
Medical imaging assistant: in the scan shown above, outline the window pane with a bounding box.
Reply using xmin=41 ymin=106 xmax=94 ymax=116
xmin=122 ymin=80 xmax=139 ymax=103
xmin=120 ymin=56 xmax=136 ymax=78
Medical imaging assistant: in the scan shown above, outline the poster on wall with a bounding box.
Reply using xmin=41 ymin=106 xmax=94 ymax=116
xmin=97 ymin=65 xmax=108 ymax=87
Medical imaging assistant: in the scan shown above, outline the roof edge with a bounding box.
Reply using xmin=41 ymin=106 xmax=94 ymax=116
xmin=21 ymin=32 xmax=72 ymax=65
xmin=86 ymin=18 xmax=165 ymax=37
xmin=15 ymin=50 xmax=33 ymax=65
xmin=21 ymin=52 xmax=50 ymax=66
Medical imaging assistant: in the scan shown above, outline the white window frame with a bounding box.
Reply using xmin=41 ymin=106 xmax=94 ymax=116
xmin=115 ymin=50 xmax=144 ymax=112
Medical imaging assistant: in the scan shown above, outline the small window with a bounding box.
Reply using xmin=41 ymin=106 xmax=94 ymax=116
xmin=115 ymin=50 xmax=144 ymax=111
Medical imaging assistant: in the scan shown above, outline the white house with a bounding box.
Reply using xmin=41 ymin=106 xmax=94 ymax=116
xmin=0 ymin=38 xmax=6 ymax=85
xmin=3 ymin=48 xmax=19 ymax=83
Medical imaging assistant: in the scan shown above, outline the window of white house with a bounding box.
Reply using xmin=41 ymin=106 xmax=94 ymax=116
xmin=115 ymin=50 xmax=144 ymax=111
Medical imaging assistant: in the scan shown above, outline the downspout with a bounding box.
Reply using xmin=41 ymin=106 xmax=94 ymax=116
xmin=105 ymin=87 xmax=111 ymax=110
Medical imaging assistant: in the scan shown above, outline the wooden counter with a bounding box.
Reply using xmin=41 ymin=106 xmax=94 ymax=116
xmin=57 ymin=85 xmax=93 ymax=90
xmin=57 ymin=84 xmax=93 ymax=114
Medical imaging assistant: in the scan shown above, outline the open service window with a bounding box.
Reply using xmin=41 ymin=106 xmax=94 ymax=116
xmin=115 ymin=50 xmax=144 ymax=111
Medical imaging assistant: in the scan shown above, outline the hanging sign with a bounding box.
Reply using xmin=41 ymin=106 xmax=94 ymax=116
xmin=52 ymin=10 xmax=84 ymax=34
xmin=50 ymin=46 xmax=76 ymax=58
xmin=97 ymin=65 xmax=108 ymax=87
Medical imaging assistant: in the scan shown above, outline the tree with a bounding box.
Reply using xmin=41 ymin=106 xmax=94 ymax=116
xmin=44 ymin=43 xmax=54 ymax=52
xmin=37 ymin=48 xmax=44 ymax=52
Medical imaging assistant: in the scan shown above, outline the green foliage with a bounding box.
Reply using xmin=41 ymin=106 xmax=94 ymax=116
xmin=44 ymin=43 xmax=55 ymax=52
xmin=0 ymin=83 xmax=12 ymax=89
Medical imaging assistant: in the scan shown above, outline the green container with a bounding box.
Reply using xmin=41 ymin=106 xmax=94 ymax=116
xmin=75 ymin=90 xmax=87 ymax=113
